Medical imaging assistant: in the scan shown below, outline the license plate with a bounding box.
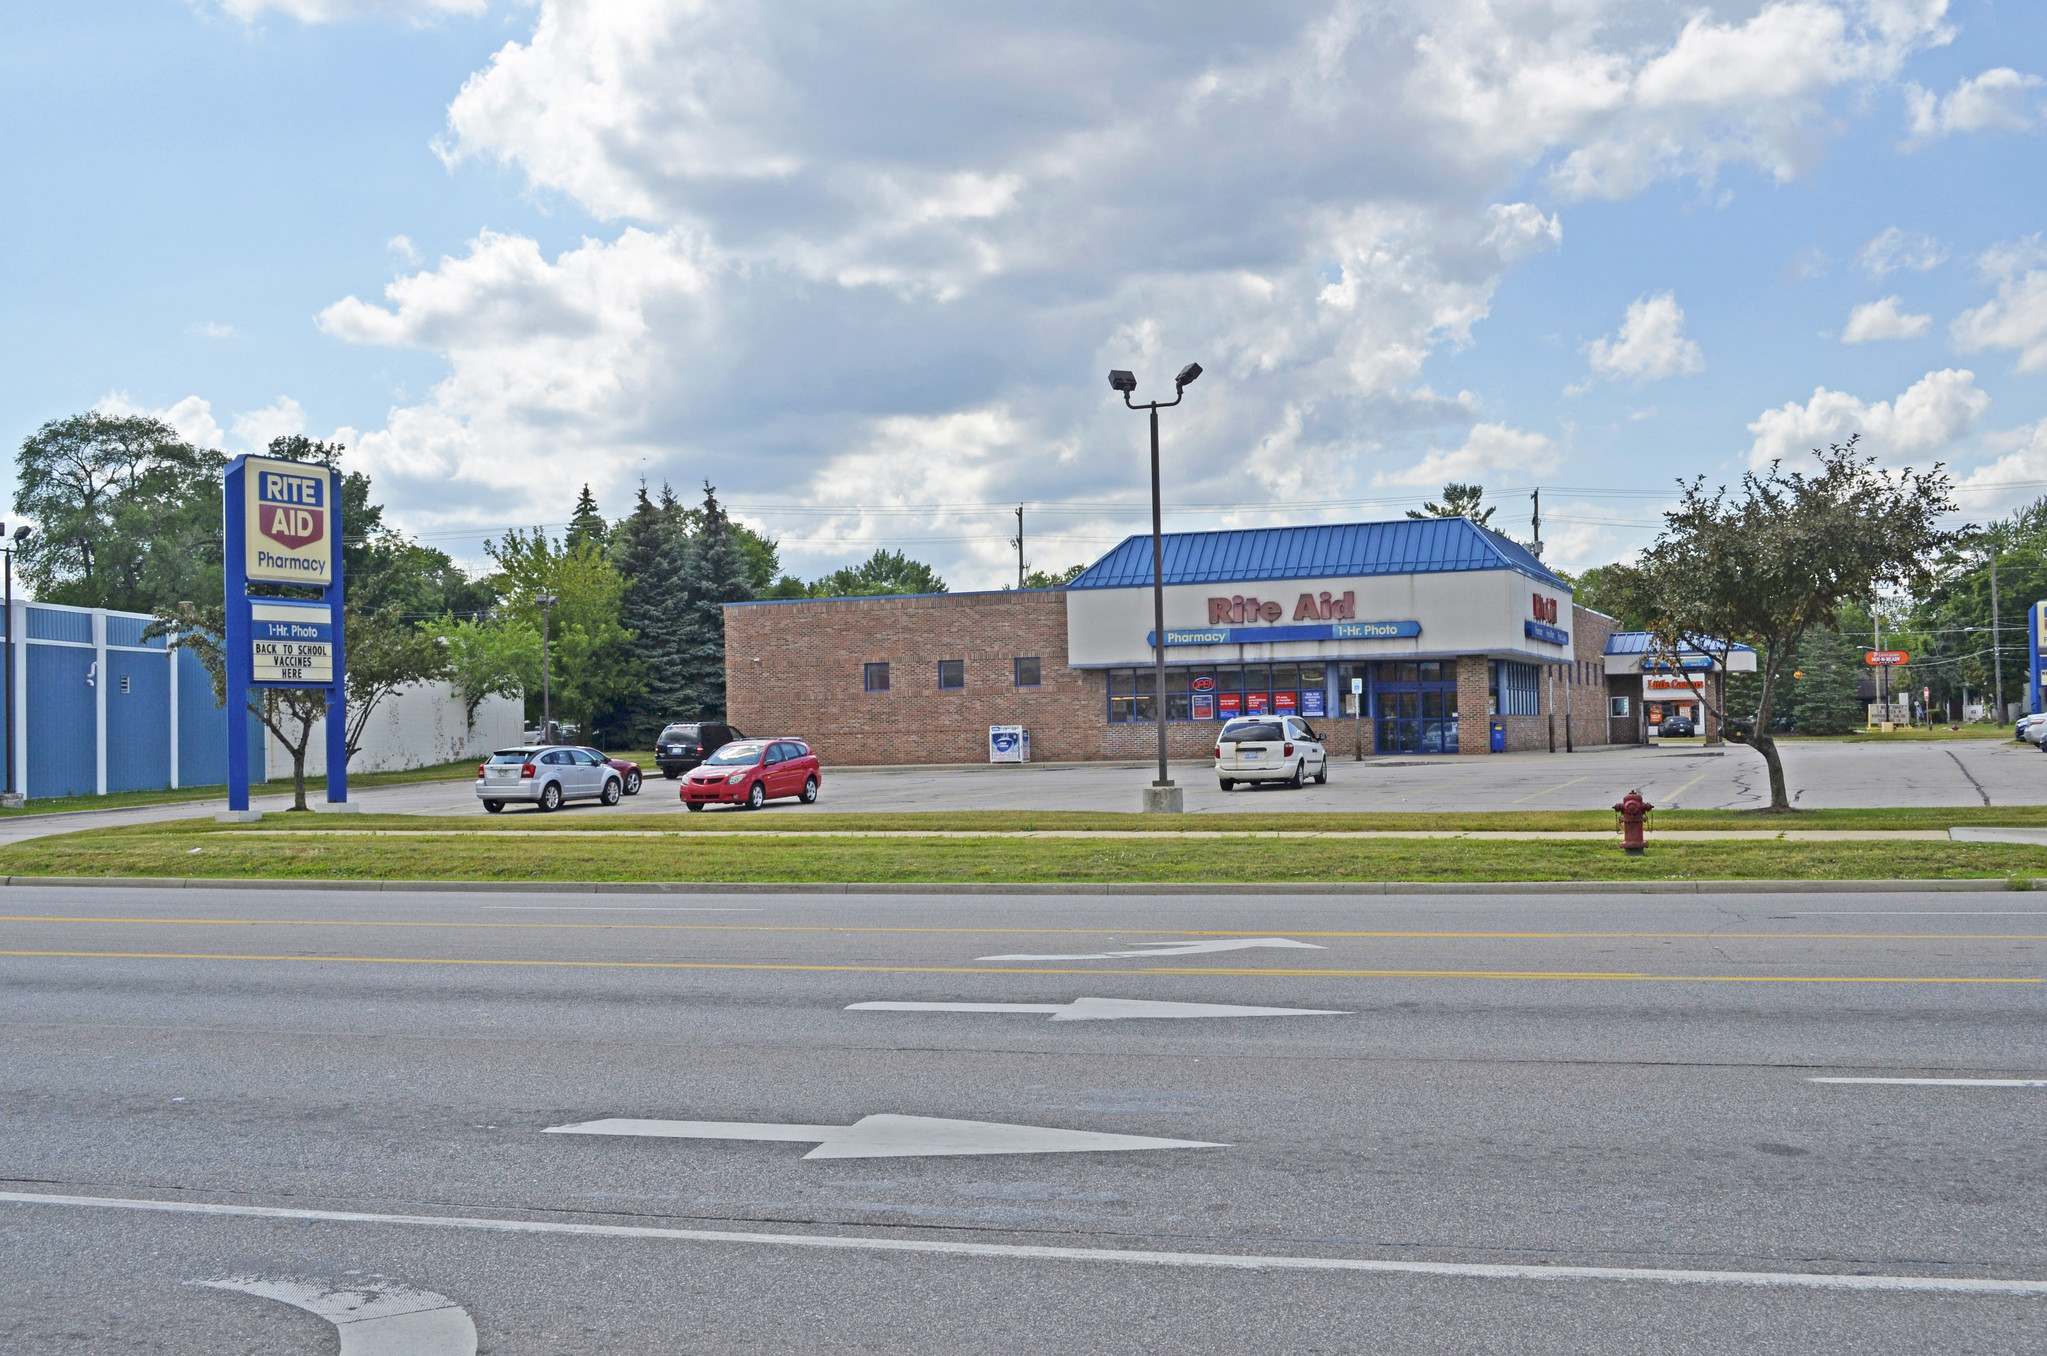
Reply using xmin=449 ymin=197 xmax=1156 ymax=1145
xmin=1241 ymin=750 xmax=1261 ymax=759
xmin=488 ymin=768 xmax=509 ymax=778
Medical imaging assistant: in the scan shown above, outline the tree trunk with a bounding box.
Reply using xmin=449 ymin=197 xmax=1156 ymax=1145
xmin=1747 ymin=731 xmax=1791 ymax=811
xmin=290 ymin=745 xmax=309 ymax=812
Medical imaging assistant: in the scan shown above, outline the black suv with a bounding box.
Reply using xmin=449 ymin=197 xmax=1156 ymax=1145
xmin=655 ymin=721 xmax=744 ymax=778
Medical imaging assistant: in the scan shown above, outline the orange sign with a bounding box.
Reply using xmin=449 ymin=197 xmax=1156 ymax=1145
xmin=1865 ymin=650 xmax=1909 ymax=666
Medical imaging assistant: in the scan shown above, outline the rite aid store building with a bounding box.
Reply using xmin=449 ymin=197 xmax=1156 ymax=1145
xmin=724 ymin=517 xmax=1634 ymax=766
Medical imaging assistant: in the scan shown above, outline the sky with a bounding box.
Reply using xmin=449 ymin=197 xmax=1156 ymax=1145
xmin=2 ymin=0 xmax=2044 ymax=591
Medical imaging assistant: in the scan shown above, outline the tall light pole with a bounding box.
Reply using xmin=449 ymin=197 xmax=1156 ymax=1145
xmin=1 ymin=525 xmax=29 ymax=802
xmin=1109 ymin=362 xmax=1202 ymax=812
xmin=538 ymin=592 xmax=559 ymax=743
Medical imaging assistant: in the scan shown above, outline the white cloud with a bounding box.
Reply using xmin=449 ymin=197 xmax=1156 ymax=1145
xmin=95 ymin=392 xmax=226 ymax=449
xmin=1902 ymin=67 xmax=2041 ymax=148
xmin=1952 ymin=236 xmax=2047 ymax=372
xmin=1952 ymin=417 xmax=2047 ymax=516
xmin=1576 ymin=292 xmax=1704 ymax=388
xmin=319 ymin=1 xmax=1969 ymax=584
xmin=386 ymin=234 xmax=421 ymax=264
xmin=1745 ymin=368 xmax=1987 ymax=467
xmin=189 ymin=321 xmax=236 ymax=339
xmin=1857 ymin=226 xmax=1947 ymax=278
xmin=1372 ymin=422 xmax=1559 ymax=490
xmin=1842 ymin=296 xmax=1930 ymax=343
xmin=230 ymin=397 xmax=309 ymax=451
xmin=212 ymin=0 xmax=485 ymax=21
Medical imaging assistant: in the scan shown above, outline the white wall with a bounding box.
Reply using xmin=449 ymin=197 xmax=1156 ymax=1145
xmin=265 ymin=683 xmax=524 ymax=777
xmin=1064 ymin=569 xmax=1572 ymax=668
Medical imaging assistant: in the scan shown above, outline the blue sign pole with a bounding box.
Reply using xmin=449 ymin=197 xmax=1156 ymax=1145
xmin=325 ymin=529 xmax=347 ymax=805
xmin=2031 ymin=601 xmax=2044 ymax=717
xmin=224 ymin=460 xmax=251 ymax=813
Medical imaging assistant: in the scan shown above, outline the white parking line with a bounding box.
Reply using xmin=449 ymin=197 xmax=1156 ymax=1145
xmin=4 ymin=1192 xmax=2043 ymax=1294
xmin=1809 ymin=1077 xmax=2047 ymax=1087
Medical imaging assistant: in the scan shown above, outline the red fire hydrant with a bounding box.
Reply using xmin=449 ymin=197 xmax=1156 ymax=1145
xmin=1614 ymin=789 xmax=1653 ymax=856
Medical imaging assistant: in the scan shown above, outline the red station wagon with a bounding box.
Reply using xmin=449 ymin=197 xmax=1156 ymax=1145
xmin=681 ymin=739 xmax=822 ymax=811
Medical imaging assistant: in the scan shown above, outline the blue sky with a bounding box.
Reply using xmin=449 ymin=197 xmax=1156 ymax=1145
xmin=3 ymin=1 xmax=2043 ymax=587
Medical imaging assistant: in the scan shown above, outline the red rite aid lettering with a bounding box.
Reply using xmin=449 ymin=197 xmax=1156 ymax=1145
xmin=258 ymin=470 xmax=326 ymax=551
xmin=1532 ymin=593 xmax=1558 ymax=623
xmin=1209 ymin=592 xmax=1355 ymax=624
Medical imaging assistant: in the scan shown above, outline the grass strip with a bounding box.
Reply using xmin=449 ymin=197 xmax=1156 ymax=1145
xmin=10 ymin=826 xmax=2047 ymax=883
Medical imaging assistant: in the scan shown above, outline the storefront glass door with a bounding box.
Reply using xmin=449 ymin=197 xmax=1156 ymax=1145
xmin=1372 ymin=660 xmax=1459 ymax=753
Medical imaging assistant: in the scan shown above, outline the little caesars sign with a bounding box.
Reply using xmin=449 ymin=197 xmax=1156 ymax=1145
xmin=244 ymin=458 xmax=333 ymax=586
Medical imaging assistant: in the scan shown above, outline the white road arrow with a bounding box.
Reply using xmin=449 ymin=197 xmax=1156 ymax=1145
xmin=978 ymin=937 xmax=1327 ymax=961
xmin=545 ymin=1113 xmax=1226 ymax=1159
xmin=847 ymin=997 xmax=1349 ymax=1021
xmin=194 ymin=1276 xmax=477 ymax=1356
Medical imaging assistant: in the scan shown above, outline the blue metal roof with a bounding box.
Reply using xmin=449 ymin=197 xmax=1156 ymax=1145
xmin=1605 ymin=632 xmax=1755 ymax=655
xmin=1065 ymin=517 xmax=1569 ymax=591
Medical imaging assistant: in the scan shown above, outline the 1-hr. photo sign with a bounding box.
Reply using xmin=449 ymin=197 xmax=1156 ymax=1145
xmin=243 ymin=456 xmax=333 ymax=586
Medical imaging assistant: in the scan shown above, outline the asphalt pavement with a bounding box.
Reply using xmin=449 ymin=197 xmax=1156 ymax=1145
xmin=3 ymin=885 xmax=2042 ymax=1352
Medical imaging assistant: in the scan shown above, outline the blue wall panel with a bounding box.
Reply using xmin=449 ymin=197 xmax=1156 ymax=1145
xmin=105 ymin=616 xmax=162 ymax=648
xmin=26 ymin=608 xmax=92 ymax=643
xmin=106 ymin=650 xmax=170 ymax=793
xmin=177 ymin=646 xmax=225 ymax=787
xmin=27 ymin=643 xmax=97 ymax=798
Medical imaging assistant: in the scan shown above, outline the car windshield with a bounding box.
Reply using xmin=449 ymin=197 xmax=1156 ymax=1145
xmin=703 ymin=742 xmax=764 ymax=766
xmin=659 ymin=725 xmax=699 ymax=742
xmin=488 ymin=751 xmax=534 ymax=763
xmin=1219 ymin=722 xmax=1285 ymax=743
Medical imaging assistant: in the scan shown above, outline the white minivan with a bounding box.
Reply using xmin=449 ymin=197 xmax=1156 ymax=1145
xmin=1215 ymin=715 xmax=1328 ymax=790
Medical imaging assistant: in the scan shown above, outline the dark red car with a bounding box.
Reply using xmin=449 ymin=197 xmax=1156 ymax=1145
xmin=681 ymin=738 xmax=821 ymax=811
xmin=579 ymin=746 xmax=644 ymax=795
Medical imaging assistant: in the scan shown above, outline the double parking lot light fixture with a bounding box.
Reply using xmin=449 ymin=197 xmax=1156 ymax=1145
xmin=1107 ymin=364 xmax=1203 ymax=811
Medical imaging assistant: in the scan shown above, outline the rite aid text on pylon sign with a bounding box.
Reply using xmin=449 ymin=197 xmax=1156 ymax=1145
xmin=243 ymin=456 xmax=333 ymax=586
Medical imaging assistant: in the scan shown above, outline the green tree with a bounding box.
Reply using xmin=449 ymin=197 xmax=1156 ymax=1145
xmin=565 ymin=484 xmax=608 ymax=555
xmin=148 ymin=601 xmax=328 ymax=811
xmin=341 ymin=604 xmax=451 ymax=764
xmin=811 ymin=548 xmax=947 ymax=598
xmin=1787 ymin=625 xmax=1867 ymax=735
xmin=1569 ymin=563 xmax=1653 ymax=630
xmin=612 ymin=483 xmax=692 ymax=736
xmin=1609 ymin=438 xmax=1961 ymax=810
xmin=674 ymin=483 xmax=756 ymax=717
xmin=1405 ymin=482 xmax=1494 ymax=526
xmin=1015 ymin=563 xmax=1087 ymax=589
xmin=14 ymin=412 xmax=225 ymax=611
xmin=426 ymin=615 xmax=541 ymax=732
xmin=485 ymin=527 xmax=640 ymax=741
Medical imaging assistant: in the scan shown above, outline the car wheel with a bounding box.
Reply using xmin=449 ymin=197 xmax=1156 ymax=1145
xmin=746 ymin=781 xmax=766 ymax=811
xmin=800 ymin=776 xmax=819 ymax=804
xmin=685 ymin=801 xmax=705 ymax=812
xmin=483 ymin=799 xmax=504 ymax=814
xmin=1314 ymin=765 xmax=1328 ymax=785
xmin=601 ymin=777 xmax=623 ymax=806
xmin=1219 ymin=777 xmax=1234 ymax=790
xmin=539 ymin=781 xmax=563 ymax=812
xmin=1289 ymin=761 xmax=1304 ymax=789
xmin=625 ymin=770 xmax=642 ymax=795
xmin=662 ymin=769 xmax=679 ymax=780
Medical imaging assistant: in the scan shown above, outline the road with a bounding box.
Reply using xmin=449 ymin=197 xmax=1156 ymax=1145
xmin=3 ymin=886 xmax=2042 ymax=1352
xmin=2 ymin=738 xmax=2040 ymax=849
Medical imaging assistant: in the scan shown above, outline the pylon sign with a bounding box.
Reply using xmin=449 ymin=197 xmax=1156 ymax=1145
xmin=223 ymin=456 xmax=348 ymax=813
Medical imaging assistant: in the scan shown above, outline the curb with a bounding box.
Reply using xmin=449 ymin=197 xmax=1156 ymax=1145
xmin=0 ymin=876 xmax=2037 ymax=896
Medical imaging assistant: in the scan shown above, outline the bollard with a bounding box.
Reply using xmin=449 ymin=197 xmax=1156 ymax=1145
xmin=1613 ymin=789 xmax=1653 ymax=856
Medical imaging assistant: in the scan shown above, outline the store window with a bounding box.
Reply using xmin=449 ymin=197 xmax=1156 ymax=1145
xmin=938 ymin=659 xmax=964 ymax=690
xmin=1014 ymin=656 xmax=1041 ymax=687
xmin=864 ymin=662 xmax=890 ymax=692
xmin=1609 ymin=696 xmax=1630 ymax=718
xmin=1105 ymin=663 xmax=1315 ymax=723
xmin=1495 ymin=661 xmax=1539 ymax=716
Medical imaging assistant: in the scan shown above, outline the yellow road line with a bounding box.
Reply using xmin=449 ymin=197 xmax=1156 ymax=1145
xmin=0 ymin=949 xmax=2036 ymax=983
xmin=1 ymin=916 xmax=2040 ymax=941
xmin=1659 ymin=772 xmax=1711 ymax=806
xmin=1512 ymin=776 xmax=1589 ymax=805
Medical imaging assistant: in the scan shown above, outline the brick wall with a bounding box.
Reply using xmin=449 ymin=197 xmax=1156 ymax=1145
xmin=723 ymin=590 xmax=1108 ymax=766
xmin=1460 ymin=604 xmax=1625 ymax=754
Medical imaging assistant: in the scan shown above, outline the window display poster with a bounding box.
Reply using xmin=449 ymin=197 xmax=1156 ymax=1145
xmin=1192 ymin=693 xmax=1214 ymax=720
xmin=1246 ymin=692 xmax=1269 ymax=713
xmin=1217 ymin=693 xmax=1241 ymax=717
xmin=1274 ymin=691 xmax=1298 ymax=713
xmin=1302 ymin=689 xmax=1326 ymax=717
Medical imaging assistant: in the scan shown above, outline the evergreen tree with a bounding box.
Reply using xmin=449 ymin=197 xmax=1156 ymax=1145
xmin=1405 ymin=482 xmax=1494 ymax=526
xmin=565 ymin=484 xmax=608 ymax=555
xmin=1789 ymin=627 xmax=1867 ymax=734
xmin=675 ymin=482 xmax=755 ymax=717
xmin=612 ymin=483 xmax=691 ymax=736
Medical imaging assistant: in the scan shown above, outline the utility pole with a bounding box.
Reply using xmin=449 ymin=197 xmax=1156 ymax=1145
xmin=1990 ymin=552 xmax=2005 ymax=724
xmin=1011 ymin=505 xmax=1025 ymax=589
xmin=1530 ymin=488 xmax=1543 ymax=559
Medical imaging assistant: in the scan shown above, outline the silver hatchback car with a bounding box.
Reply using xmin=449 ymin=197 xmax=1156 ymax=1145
xmin=476 ymin=745 xmax=625 ymax=813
